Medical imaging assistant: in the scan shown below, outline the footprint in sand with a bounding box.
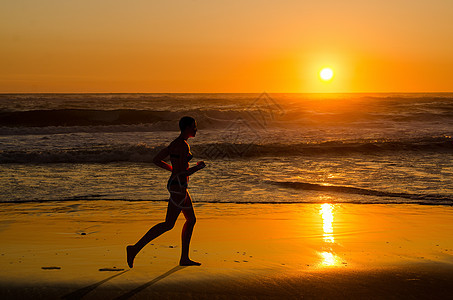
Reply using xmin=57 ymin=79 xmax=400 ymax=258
xmin=99 ymin=267 xmax=124 ymax=271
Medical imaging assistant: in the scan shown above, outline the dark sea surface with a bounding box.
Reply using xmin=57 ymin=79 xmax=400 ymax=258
xmin=0 ymin=93 xmax=452 ymax=205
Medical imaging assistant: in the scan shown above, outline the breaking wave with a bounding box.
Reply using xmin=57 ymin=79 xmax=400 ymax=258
xmin=0 ymin=137 xmax=451 ymax=163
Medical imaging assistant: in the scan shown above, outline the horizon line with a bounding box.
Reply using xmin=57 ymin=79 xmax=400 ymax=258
xmin=1 ymin=91 xmax=453 ymax=94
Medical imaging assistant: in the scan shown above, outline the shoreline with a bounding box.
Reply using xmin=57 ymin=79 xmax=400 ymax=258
xmin=1 ymin=201 xmax=453 ymax=299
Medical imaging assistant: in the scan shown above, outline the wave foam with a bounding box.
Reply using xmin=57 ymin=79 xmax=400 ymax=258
xmin=265 ymin=180 xmax=453 ymax=204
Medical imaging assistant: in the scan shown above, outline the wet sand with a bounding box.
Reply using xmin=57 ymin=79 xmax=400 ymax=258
xmin=1 ymin=201 xmax=453 ymax=299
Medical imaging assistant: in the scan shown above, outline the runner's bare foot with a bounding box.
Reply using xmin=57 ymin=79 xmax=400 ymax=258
xmin=179 ymin=259 xmax=201 ymax=266
xmin=126 ymin=245 xmax=137 ymax=268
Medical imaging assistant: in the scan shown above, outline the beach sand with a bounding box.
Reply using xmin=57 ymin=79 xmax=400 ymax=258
xmin=1 ymin=201 xmax=453 ymax=299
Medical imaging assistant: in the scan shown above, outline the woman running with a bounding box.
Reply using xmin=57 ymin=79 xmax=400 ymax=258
xmin=126 ymin=116 xmax=206 ymax=267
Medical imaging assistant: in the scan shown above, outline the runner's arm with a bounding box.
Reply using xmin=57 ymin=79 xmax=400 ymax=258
xmin=153 ymin=146 xmax=172 ymax=171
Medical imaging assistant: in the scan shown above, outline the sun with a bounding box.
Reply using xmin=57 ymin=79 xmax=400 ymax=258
xmin=320 ymin=68 xmax=334 ymax=81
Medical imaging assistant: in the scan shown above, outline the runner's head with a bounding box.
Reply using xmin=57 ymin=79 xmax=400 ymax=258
xmin=179 ymin=116 xmax=197 ymax=137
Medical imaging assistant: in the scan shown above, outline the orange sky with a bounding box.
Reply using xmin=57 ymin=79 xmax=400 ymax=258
xmin=1 ymin=0 xmax=452 ymax=93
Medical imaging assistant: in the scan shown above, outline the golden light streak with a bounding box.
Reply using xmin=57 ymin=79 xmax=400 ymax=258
xmin=318 ymin=203 xmax=341 ymax=266
xmin=320 ymin=203 xmax=334 ymax=243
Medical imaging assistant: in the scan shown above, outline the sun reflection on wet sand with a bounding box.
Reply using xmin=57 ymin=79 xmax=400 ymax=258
xmin=320 ymin=203 xmax=334 ymax=243
xmin=320 ymin=251 xmax=341 ymax=266
xmin=319 ymin=203 xmax=341 ymax=266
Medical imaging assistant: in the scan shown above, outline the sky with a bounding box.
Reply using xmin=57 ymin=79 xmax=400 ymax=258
xmin=1 ymin=0 xmax=453 ymax=93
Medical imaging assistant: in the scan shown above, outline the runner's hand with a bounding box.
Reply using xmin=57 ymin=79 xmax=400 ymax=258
xmin=197 ymin=161 xmax=206 ymax=170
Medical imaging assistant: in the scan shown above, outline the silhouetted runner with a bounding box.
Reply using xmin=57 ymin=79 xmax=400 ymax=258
xmin=126 ymin=116 xmax=206 ymax=267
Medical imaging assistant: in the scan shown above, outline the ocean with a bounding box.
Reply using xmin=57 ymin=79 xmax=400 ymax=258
xmin=0 ymin=93 xmax=452 ymax=205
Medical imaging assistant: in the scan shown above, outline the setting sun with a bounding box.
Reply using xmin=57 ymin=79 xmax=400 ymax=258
xmin=320 ymin=68 xmax=334 ymax=81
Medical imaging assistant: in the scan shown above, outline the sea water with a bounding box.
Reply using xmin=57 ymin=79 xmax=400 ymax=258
xmin=0 ymin=93 xmax=452 ymax=205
